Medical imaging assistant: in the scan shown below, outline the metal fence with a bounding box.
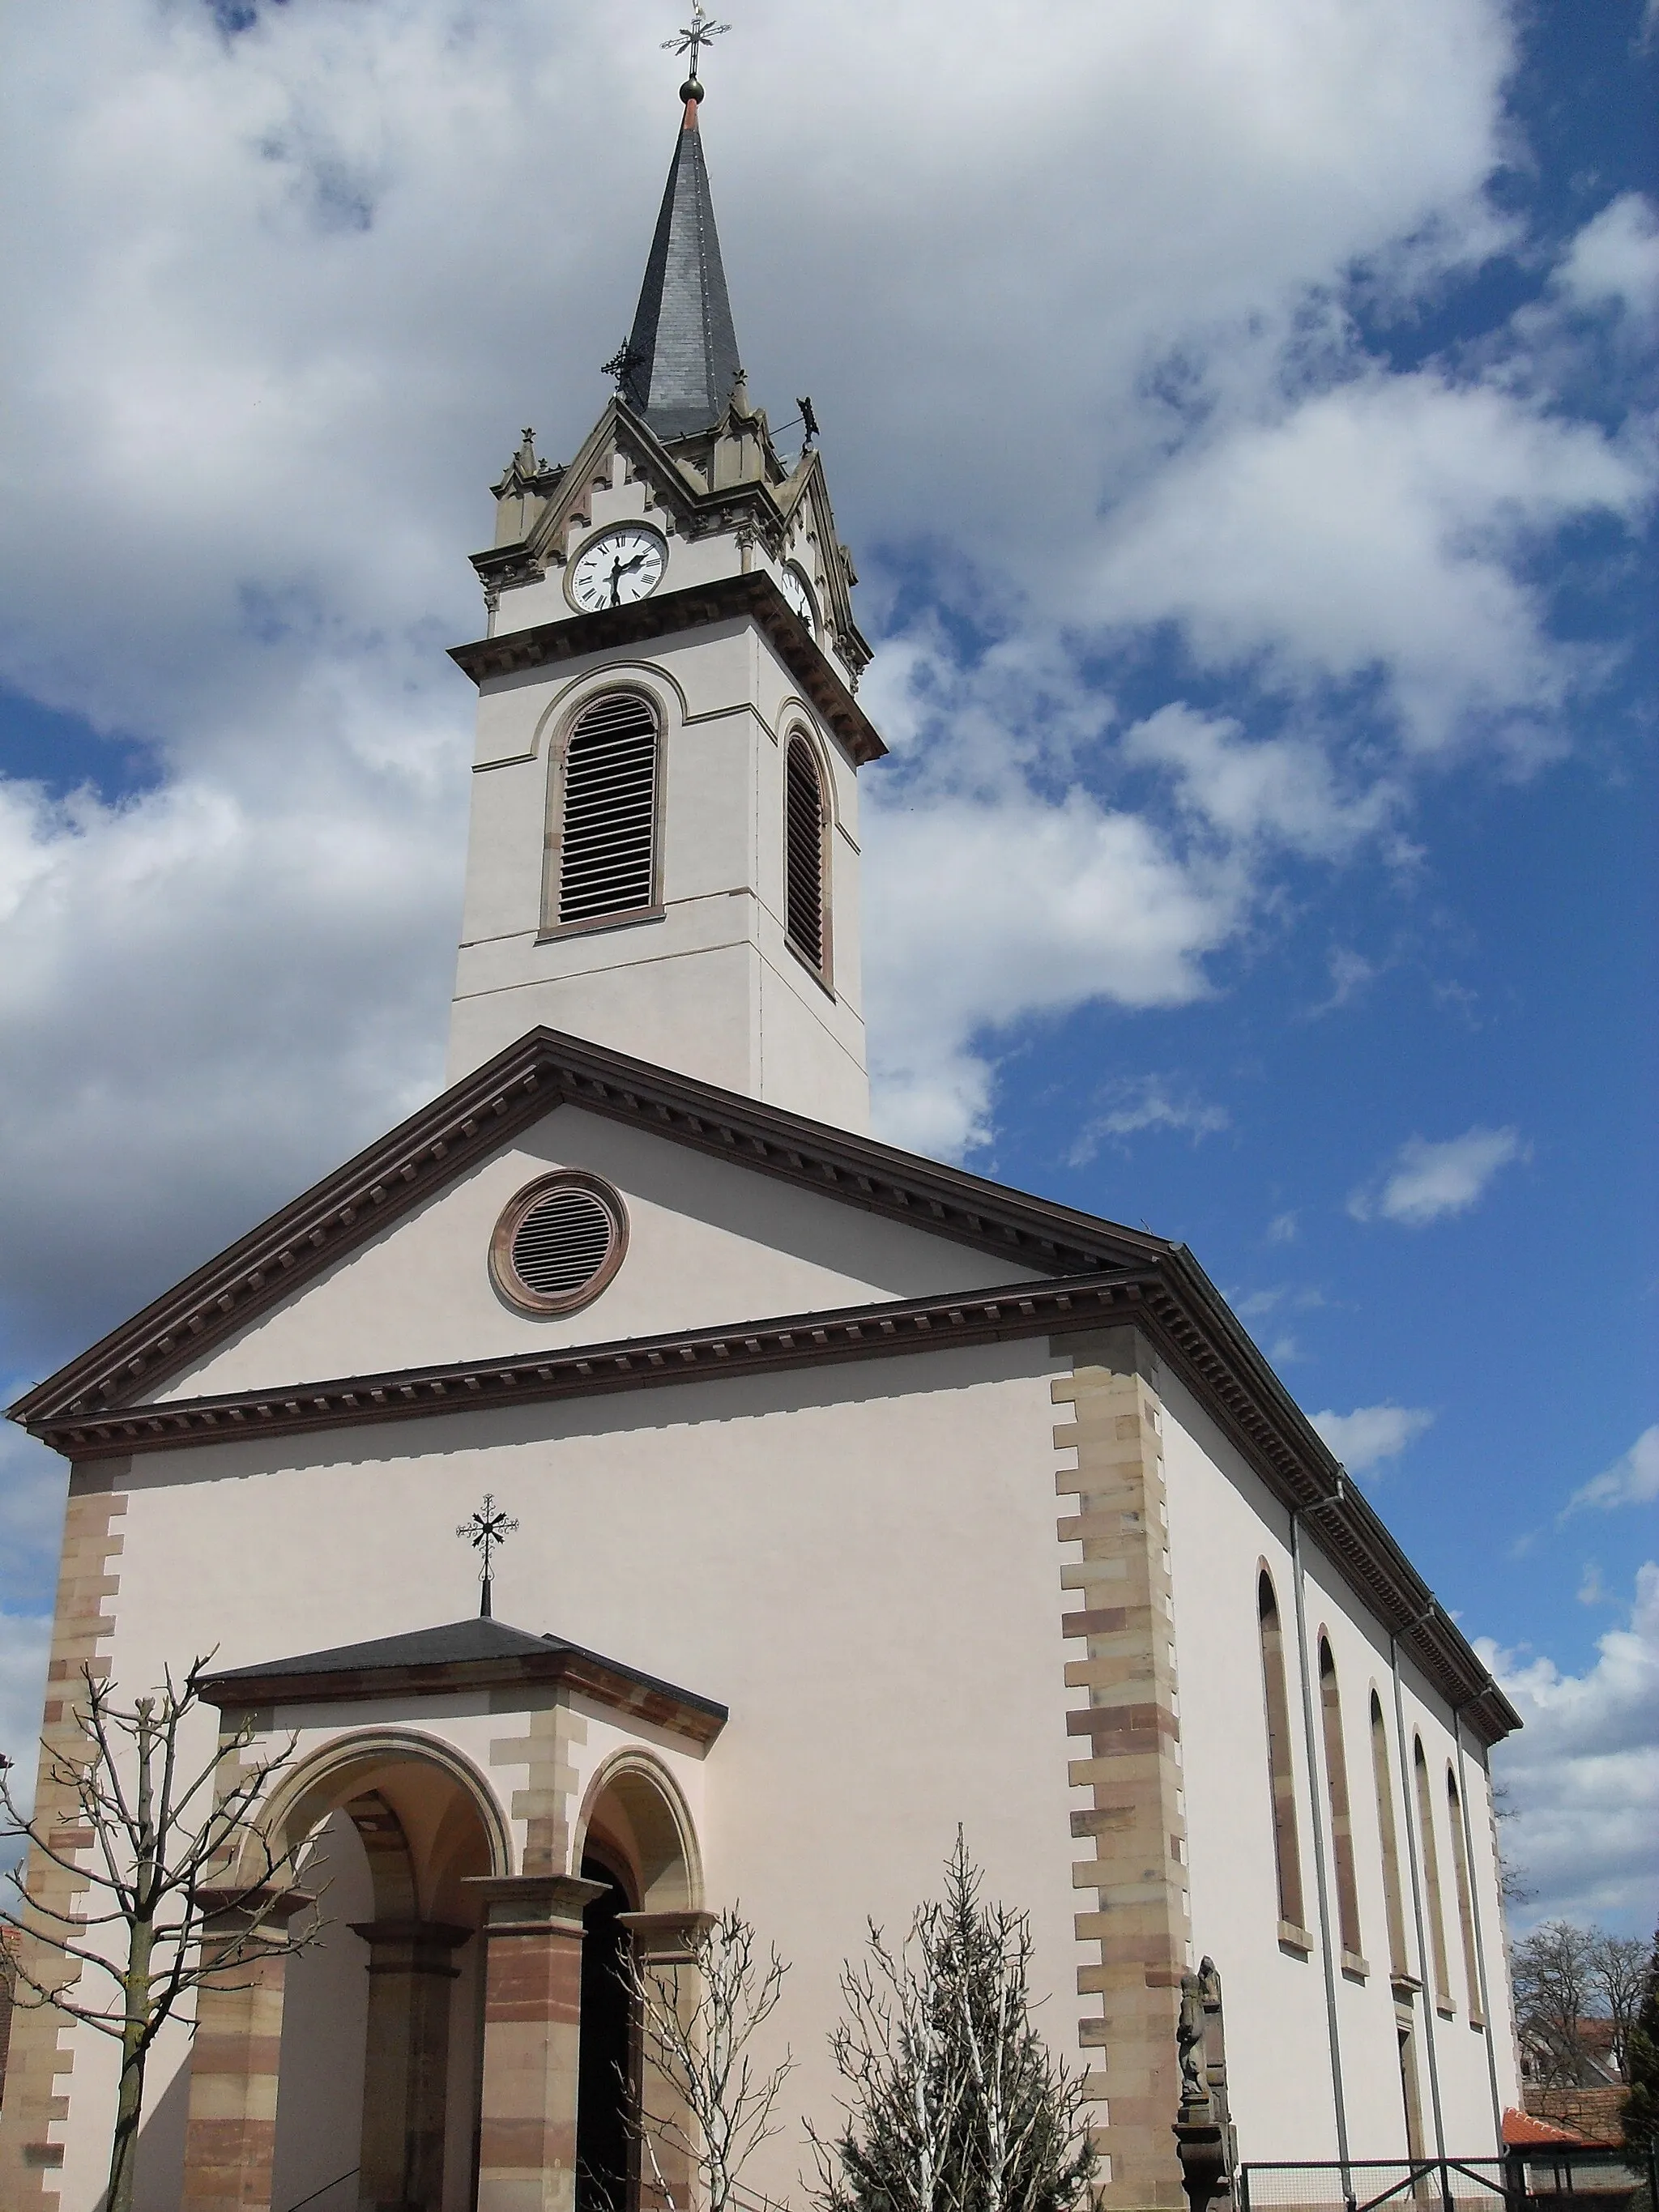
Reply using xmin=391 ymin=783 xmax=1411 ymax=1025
xmin=1239 ymin=2148 xmax=1659 ymax=2212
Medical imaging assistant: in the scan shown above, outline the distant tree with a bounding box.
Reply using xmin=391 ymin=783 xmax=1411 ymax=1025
xmin=810 ymin=1834 xmax=1097 ymax=2212
xmin=1512 ymin=1921 xmax=1602 ymax=2086
xmin=1623 ymin=1923 xmax=1659 ymax=2158
xmin=1595 ymin=1933 xmax=1651 ymax=2078
xmin=0 ymin=1659 xmax=315 ymax=2212
xmin=617 ymin=1903 xmax=795 ymax=2212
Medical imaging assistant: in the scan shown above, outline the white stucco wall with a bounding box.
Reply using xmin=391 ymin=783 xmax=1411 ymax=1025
xmin=55 ymin=1336 xmax=1087 ymax=2212
xmin=1160 ymin=1368 xmax=1516 ymax=2166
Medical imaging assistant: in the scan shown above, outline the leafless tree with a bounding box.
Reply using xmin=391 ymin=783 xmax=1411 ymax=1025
xmin=617 ymin=1903 xmax=795 ymax=2212
xmin=1512 ymin=1921 xmax=1607 ymax=2086
xmin=1594 ymin=1934 xmax=1651 ymax=2078
xmin=810 ymin=1835 xmax=1096 ymax=2212
xmin=0 ymin=1658 xmax=316 ymax=2212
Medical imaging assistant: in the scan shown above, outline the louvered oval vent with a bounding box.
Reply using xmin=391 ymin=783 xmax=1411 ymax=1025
xmin=559 ymin=692 xmax=659 ymax=924
xmin=785 ymin=735 xmax=825 ymax=970
xmin=491 ymin=1174 xmax=628 ymax=1315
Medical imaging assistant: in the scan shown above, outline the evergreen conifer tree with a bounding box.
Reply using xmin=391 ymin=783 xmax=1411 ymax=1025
xmin=1623 ymin=1920 xmax=1659 ymax=2159
xmin=811 ymin=1834 xmax=1097 ymax=2212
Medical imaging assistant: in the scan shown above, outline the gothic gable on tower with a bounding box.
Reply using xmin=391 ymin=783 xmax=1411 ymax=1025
xmin=473 ymin=396 xmax=872 ymax=688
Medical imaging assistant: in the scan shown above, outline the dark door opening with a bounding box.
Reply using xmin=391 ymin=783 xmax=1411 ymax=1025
xmin=577 ymin=1859 xmax=636 ymax=2212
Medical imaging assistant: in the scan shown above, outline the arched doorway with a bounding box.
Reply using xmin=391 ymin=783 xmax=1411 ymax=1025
xmin=262 ymin=1738 xmax=507 ymax=2212
xmin=576 ymin=1857 xmax=635 ymax=2212
xmin=574 ymin=1756 xmax=704 ymax=2212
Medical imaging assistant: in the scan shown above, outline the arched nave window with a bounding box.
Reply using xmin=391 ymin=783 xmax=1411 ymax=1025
xmin=1446 ymin=1765 xmax=1485 ymax=2025
xmin=1369 ymin=1693 xmax=1410 ymax=1981
xmin=785 ymin=733 xmax=827 ymax=974
xmin=1257 ymin=1569 xmax=1306 ymax=1933
xmin=1414 ymin=1735 xmax=1454 ymax=2012
xmin=1318 ymin=1639 xmax=1364 ymax=1963
xmin=557 ymin=691 xmax=660 ymax=925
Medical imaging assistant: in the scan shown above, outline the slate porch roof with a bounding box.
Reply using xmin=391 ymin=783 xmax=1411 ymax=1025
xmin=200 ymin=1615 xmax=727 ymax=1747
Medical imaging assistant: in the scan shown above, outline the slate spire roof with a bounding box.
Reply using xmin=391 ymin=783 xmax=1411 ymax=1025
xmin=621 ymin=85 xmax=743 ymax=440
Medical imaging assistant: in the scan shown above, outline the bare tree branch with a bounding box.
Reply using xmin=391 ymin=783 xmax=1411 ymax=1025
xmin=618 ymin=1905 xmax=795 ymax=2212
xmin=0 ymin=1660 xmax=318 ymax=2212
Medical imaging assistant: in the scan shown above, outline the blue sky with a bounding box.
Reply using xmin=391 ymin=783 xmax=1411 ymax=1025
xmin=0 ymin=0 xmax=1654 ymax=1927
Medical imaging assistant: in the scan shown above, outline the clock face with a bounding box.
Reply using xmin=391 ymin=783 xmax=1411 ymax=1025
xmin=569 ymin=527 xmax=667 ymax=612
xmin=779 ymin=562 xmax=817 ymax=631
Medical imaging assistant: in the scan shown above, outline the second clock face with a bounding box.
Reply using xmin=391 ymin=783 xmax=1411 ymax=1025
xmin=779 ymin=562 xmax=817 ymax=631
xmin=569 ymin=527 xmax=667 ymax=612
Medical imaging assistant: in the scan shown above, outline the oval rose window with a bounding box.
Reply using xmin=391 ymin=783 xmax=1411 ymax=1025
xmin=490 ymin=1172 xmax=628 ymax=1316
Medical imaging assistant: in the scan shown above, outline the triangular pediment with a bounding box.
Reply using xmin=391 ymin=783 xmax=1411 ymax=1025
xmin=775 ymin=446 xmax=862 ymax=660
xmin=11 ymin=1027 xmax=1166 ymax=1439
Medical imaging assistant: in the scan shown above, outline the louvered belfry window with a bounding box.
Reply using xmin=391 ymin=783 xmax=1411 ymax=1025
xmin=785 ymin=735 xmax=826 ymax=970
xmin=558 ymin=692 xmax=659 ymax=925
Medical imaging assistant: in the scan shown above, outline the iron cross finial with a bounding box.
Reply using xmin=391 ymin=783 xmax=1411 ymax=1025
xmin=457 ymin=1494 xmax=518 ymax=1618
xmin=663 ymin=2 xmax=731 ymax=84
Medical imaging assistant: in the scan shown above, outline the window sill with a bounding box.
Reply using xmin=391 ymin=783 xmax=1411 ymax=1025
xmin=1469 ymin=2015 xmax=1487 ymax=2033
xmin=1340 ymin=1952 xmax=1371 ymax=1983
xmin=539 ymin=903 xmax=665 ymax=943
xmin=784 ymin=932 xmax=836 ymax=999
xmin=1277 ymin=1921 xmax=1315 ymax=1956
xmin=1435 ymin=2000 xmax=1457 ymax=2021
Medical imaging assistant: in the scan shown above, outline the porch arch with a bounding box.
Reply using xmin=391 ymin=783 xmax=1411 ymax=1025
xmin=573 ymin=1748 xmax=704 ymax=1914
xmin=182 ymin=1729 xmax=509 ymax=2212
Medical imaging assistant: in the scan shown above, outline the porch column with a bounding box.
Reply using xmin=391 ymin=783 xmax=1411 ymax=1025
xmin=350 ymin=1919 xmax=471 ymax=2212
xmin=617 ymin=1910 xmax=716 ymax=2212
xmin=471 ymin=1874 xmax=607 ymax=2212
xmin=180 ymin=1889 xmax=313 ymax=2212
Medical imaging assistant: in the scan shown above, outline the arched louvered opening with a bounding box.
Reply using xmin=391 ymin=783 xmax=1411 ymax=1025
xmin=490 ymin=1173 xmax=629 ymax=1316
xmin=1318 ymin=1639 xmax=1364 ymax=1964
xmin=1257 ymin=1570 xmax=1306 ymax=1935
xmin=1414 ymin=1736 xmax=1453 ymax=2012
xmin=558 ymin=692 xmax=659 ymax=925
xmin=1446 ymin=1767 xmax=1484 ymax=2024
xmin=785 ymin=734 xmax=827 ymax=974
xmin=1370 ymin=1692 xmax=1410 ymax=1981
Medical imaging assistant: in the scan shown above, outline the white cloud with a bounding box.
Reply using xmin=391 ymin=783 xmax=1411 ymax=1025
xmin=1487 ymin=1562 xmax=1659 ymax=1927
xmin=1068 ymin=1076 xmax=1230 ymax=1167
xmin=1310 ymin=1402 xmax=1435 ymax=1470
xmin=1123 ymin=705 xmax=1401 ymax=855
xmin=1095 ymin=376 xmax=1648 ymax=756
xmin=1563 ymin=1426 xmax=1659 ymax=1518
xmin=864 ymin=789 xmax=1239 ymax=1157
xmin=1556 ymin=194 xmax=1659 ymax=325
xmin=1348 ymin=1124 xmax=1529 ymax=1225
xmin=1266 ymin=1211 xmax=1300 ymax=1244
xmin=1310 ymin=948 xmax=1380 ymax=1016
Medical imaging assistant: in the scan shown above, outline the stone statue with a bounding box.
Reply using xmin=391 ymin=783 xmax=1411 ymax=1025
xmin=1177 ymin=1969 xmax=1209 ymax=2106
xmin=1172 ymin=1954 xmax=1235 ymax=2212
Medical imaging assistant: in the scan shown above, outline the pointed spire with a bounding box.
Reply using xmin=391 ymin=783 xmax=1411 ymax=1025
xmin=619 ymin=79 xmax=743 ymax=441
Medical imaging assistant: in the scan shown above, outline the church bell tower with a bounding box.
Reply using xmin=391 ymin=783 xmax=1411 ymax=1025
xmin=445 ymin=61 xmax=882 ymax=1133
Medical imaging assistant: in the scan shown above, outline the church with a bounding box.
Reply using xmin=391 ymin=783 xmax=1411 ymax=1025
xmin=2 ymin=45 xmax=1523 ymax=2212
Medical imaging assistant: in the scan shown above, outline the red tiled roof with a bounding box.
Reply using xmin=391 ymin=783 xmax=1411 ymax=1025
xmin=1505 ymin=2108 xmax=1594 ymax=2146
